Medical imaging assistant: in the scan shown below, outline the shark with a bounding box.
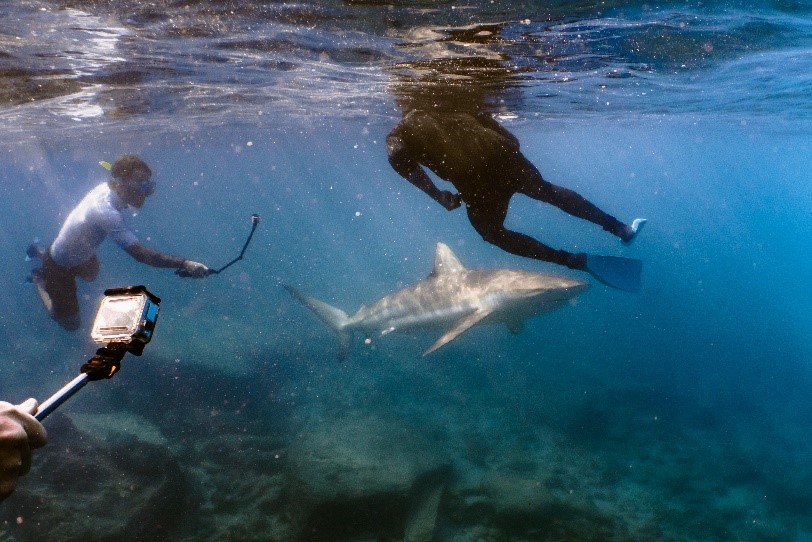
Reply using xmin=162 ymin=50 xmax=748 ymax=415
xmin=284 ymin=242 xmax=589 ymax=358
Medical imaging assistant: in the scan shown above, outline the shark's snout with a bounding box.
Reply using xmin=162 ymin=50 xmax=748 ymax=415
xmin=564 ymin=279 xmax=590 ymax=294
xmin=521 ymin=276 xmax=589 ymax=303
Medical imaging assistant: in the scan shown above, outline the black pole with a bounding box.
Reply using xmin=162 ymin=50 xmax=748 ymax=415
xmin=208 ymin=213 xmax=260 ymax=275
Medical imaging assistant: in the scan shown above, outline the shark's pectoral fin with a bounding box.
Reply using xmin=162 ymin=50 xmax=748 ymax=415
xmin=423 ymin=308 xmax=493 ymax=356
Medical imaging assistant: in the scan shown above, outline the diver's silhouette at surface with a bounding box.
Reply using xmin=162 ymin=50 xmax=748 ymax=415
xmin=386 ymin=58 xmax=645 ymax=290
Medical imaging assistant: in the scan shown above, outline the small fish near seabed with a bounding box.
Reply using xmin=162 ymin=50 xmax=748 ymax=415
xmin=285 ymin=242 xmax=589 ymax=358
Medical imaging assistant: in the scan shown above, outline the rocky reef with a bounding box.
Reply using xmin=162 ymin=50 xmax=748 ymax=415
xmin=0 ymin=345 xmax=807 ymax=541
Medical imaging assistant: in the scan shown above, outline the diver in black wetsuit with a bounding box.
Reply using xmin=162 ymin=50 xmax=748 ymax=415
xmin=385 ymin=57 xmax=645 ymax=289
xmin=387 ymin=109 xmax=645 ymax=272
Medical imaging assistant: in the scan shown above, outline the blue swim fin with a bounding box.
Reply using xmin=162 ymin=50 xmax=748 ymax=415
xmin=585 ymin=254 xmax=642 ymax=292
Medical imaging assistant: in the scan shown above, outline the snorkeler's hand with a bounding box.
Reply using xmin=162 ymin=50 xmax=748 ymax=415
xmin=176 ymin=260 xmax=211 ymax=278
xmin=438 ymin=191 xmax=462 ymax=211
xmin=0 ymin=399 xmax=47 ymax=501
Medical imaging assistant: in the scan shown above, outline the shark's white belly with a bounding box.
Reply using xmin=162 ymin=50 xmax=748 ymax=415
xmin=347 ymin=278 xmax=488 ymax=334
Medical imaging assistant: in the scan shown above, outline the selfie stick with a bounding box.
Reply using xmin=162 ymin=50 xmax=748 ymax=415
xmin=35 ymin=374 xmax=89 ymax=421
xmin=35 ymin=344 xmax=128 ymax=421
xmin=207 ymin=213 xmax=260 ymax=275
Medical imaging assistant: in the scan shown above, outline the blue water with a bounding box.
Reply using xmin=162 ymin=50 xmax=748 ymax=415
xmin=1 ymin=1 xmax=811 ymax=540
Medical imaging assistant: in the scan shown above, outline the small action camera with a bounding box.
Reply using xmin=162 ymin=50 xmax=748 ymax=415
xmin=90 ymin=286 xmax=161 ymax=352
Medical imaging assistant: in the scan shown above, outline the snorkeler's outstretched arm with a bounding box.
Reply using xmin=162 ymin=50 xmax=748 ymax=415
xmin=386 ymin=133 xmax=461 ymax=211
xmin=126 ymin=243 xmax=209 ymax=277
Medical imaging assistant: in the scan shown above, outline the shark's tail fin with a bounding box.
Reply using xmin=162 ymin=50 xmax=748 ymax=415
xmin=284 ymin=285 xmax=352 ymax=360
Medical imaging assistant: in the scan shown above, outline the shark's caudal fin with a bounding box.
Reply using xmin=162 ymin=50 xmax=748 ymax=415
xmin=283 ymin=285 xmax=352 ymax=360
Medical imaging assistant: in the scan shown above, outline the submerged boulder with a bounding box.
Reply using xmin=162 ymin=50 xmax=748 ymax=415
xmin=285 ymin=412 xmax=449 ymax=541
xmin=447 ymin=457 xmax=621 ymax=540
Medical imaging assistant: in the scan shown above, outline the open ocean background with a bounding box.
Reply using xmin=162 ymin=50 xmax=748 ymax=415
xmin=1 ymin=0 xmax=811 ymax=540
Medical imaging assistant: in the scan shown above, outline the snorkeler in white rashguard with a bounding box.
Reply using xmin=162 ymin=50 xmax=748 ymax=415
xmin=29 ymin=154 xmax=210 ymax=331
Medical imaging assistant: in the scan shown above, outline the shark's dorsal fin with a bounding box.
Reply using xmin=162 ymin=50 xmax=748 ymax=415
xmin=429 ymin=242 xmax=465 ymax=278
xmin=423 ymin=307 xmax=492 ymax=356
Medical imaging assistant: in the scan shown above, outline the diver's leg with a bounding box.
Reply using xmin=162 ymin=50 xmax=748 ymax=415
xmin=74 ymin=256 xmax=99 ymax=282
xmin=466 ymin=200 xmax=586 ymax=270
xmin=518 ymin=165 xmax=636 ymax=241
xmin=34 ymin=256 xmax=81 ymax=331
xmin=47 ymin=278 xmax=81 ymax=332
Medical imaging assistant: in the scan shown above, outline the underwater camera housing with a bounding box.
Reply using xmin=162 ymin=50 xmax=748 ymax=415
xmin=91 ymin=286 xmax=161 ymax=355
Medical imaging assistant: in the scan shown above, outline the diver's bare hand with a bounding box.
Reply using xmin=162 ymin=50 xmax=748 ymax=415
xmin=438 ymin=191 xmax=462 ymax=211
xmin=0 ymin=399 xmax=47 ymax=501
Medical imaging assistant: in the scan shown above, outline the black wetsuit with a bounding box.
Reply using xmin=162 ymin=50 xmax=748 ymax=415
xmin=386 ymin=110 xmax=630 ymax=270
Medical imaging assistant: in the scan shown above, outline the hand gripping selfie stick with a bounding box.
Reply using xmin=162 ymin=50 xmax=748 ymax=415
xmin=34 ymin=286 xmax=161 ymax=421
